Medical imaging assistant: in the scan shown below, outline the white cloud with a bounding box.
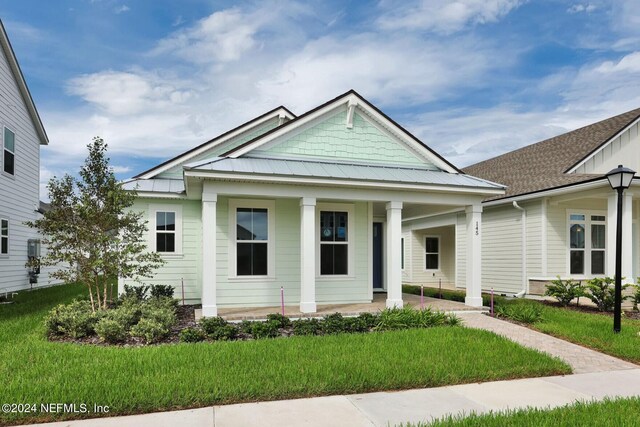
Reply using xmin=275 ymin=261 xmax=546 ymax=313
xmin=111 ymin=165 xmax=132 ymax=173
xmin=377 ymin=0 xmax=524 ymax=34
xmin=567 ymin=4 xmax=597 ymax=14
xmin=114 ymin=5 xmax=130 ymax=14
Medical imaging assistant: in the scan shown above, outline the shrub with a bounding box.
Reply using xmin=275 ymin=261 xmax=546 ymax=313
xmin=585 ymin=277 xmax=630 ymax=312
xmin=95 ymin=318 xmax=127 ymax=343
xmin=357 ymin=312 xmax=379 ymax=329
xmin=130 ymin=318 xmax=169 ymax=343
xmin=375 ymin=306 xmax=456 ymax=330
xmin=250 ymin=321 xmax=280 ymax=339
xmin=149 ymin=284 xmax=175 ymax=299
xmin=322 ymin=313 xmax=350 ymax=334
xmin=632 ymin=282 xmax=640 ymax=311
xmin=121 ymin=284 xmax=149 ymax=302
xmin=140 ymin=304 xmax=177 ymax=330
xmin=106 ymin=301 xmax=142 ymax=327
xmin=545 ymin=277 xmax=586 ymax=307
xmin=44 ymin=299 xmax=100 ymax=338
xmin=266 ymin=313 xmax=292 ymax=328
xmin=210 ymin=324 xmax=238 ymax=341
xmin=146 ymin=296 xmax=179 ymax=310
xmin=180 ymin=327 xmax=207 ymax=343
xmin=238 ymin=320 xmax=254 ymax=335
xmin=292 ymin=318 xmax=322 ymax=336
xmin=496 ymin=302 xmax=543 ymax=324
xmin=343 ymin=316 xmax=369 ymax=333
xmin=200 ymin=316 xmax=227 ymax=334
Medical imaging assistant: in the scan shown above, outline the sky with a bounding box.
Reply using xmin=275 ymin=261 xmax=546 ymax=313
xmin=3 ymin=0 xmax=640 ymax=198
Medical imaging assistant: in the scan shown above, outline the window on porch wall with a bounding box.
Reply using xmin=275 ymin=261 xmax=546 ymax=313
xmin=320 ymin=211 xmax=348 ymax=275
xmin=569 ymin=213 xmax=605 ymax=275
xmin=236 ymin=208 xmax=268 ymax=275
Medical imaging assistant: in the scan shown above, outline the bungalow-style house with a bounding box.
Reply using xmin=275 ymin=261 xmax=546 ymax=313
xmin=122 ymin=90 xmax=504 ymax=316
xmin=402 ymin=108 xmax=640 ymax=299
xmin=0 ymin=20 xmax=59 ymax=293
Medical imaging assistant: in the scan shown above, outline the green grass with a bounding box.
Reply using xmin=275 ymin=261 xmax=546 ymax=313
xmin=0 ymin=285 xmax=570 ymax=425
xmin=499 ymin=299 xmax=640 ymax=363
xmin=402 ymin=285 xmax=507 ymax=306
xmin=401 ymin=397 xmax=640 ymax=426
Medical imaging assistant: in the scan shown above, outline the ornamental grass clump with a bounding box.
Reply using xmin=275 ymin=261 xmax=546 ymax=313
xmin=495 ymin=302 xmax=543 ymax=324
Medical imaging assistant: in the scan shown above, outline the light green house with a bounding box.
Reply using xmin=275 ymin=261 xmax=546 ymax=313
xmin=122 ymin=90 xmax=503 ymax=316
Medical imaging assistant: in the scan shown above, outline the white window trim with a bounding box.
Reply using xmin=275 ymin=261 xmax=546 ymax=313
xmin=149 ymin=204 xmax=183 ymax=257
xmin=424 ymin=235 xmax=441 ymax=272
xmin=2 ymin=126 xmax=15 ymax=178
xmin=228 ymin=199 xmax=276 ymax=280
xmin=566 ymin=209 xmax=606 ymax=278
xmin=317 ymin=202 xmax=355 ymax=280
xmin=0 ymin=217 xmax=8 ymax=256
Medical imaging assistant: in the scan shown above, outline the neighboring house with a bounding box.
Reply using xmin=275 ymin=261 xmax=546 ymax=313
xmin=402 ymin=107 xmax=640 ymax=297
xmin=0 ymin=21 xmax=59 ymax=293
xmin=122 ymin=90 xmax=504 ymax=315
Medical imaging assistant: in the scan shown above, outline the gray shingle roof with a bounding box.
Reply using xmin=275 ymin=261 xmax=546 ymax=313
xmin=463 ymin=107 xmax=640 ymax=200
xmin=186 ymin=157 xmax=503 ymax=190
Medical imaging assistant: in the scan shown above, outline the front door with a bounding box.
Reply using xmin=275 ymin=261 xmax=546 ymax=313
xmin=373 ymin=222 xmax=383 ymax=290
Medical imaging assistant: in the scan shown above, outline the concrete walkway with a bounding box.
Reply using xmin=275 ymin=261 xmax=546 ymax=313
xmin=459 ymin=312 xmax=637 ymax=373
xmin=28 ymin=369 xmax=640 ymax=427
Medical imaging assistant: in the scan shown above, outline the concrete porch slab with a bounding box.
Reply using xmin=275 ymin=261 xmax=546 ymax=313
xmin=195 ymin=293 xmax=485 ymax=321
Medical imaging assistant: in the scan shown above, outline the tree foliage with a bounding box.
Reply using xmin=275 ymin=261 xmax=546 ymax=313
xmin=28 ymin=137 xmax=163 ymax=311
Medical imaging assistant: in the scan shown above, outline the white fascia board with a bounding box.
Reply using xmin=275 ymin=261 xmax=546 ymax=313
xmin=134 ymin=191 xmax=187 ymax=199
xmin=137 ymin=107 xmax=293 ymax=180
xmin=184 ymin=170 xmax=505 ymax=196
xmin=566 ymin=116 xmax=640 ymax=173
xmin=483 ymin=179 xmax=610 ymax=207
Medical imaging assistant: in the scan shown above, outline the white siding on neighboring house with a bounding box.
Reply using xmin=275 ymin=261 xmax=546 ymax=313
xmin=0 ymin=38 xmax=58 ymax=292
xmin=574 ymin=121 xmax=640 ymax=175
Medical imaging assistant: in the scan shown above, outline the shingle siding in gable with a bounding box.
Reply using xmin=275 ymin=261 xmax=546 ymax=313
xmin=254 ymin=110 xmax=436 ymax=168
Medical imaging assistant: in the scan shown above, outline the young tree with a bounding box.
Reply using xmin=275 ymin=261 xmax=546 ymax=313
xmin=28 ymin=137 xmax=164 ymax=311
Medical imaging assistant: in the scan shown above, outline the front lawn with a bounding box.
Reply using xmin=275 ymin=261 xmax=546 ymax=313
xmin=525 ymin=301 xmax=640 ymax=362
xmin=0 ymin=285 xmax=570 ymax=425
xmin=402 ymin=397 xmax=640 ymax=426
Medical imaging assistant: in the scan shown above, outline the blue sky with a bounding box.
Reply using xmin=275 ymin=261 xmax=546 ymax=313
xmin=2 ymin=0 xmax=640 ymax=196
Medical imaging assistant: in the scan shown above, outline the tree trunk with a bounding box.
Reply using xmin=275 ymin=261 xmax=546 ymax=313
xmin=87 ymin=283 xmax=96 ymax=313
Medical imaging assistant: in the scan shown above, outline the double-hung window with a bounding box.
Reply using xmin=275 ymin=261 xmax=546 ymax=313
xmin=236 ymin=208 xmax=268 ymax=275
xmin=150 ymin=205 xmax=182 ymax=255
xmin=3 ymin=127 xmax=15 ymax=176
xmin=156 ymin=211 xmax=176 ymax=253
xmin=0 ymin=218 xmax=8 ymax=255
xmin=320 ymin=210 xmax=349 ymax=275
xmin=569 ymin=212 xmax=605 ymax=275
xmin=425 ymin=236 xmax=439 ymax=270
xmin=229 ymin=200 xmax=274 ymax=278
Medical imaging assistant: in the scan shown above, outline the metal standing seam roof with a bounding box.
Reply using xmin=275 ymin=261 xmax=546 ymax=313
xmin=184 ymin=157 xmax=504 ymax=190
xmin=122 ymin=178 xmax=185 ymax=193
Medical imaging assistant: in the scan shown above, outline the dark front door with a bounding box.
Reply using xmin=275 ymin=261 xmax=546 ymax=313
xmin=373 ymin=222 xmax=383 ymax=289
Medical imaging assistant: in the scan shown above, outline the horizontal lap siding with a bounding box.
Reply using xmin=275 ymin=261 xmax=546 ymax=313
xmin=0 ymin=41 xmax=61 ymax=292
xmin=407 ymin=226 xmax=455 ymax=287
xmin=481 ymin=205 xmax=522 ymax=293
xmin=122 ymin=199 xmax=202 ymax=302
xmin=456 ymin=213 xmax=466 ymax=287
xmin=525 ymin=202 xmax=542 ymax=279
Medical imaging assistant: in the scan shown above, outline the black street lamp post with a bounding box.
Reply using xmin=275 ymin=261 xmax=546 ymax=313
xmin=605 ymin=165 xmax=636 ymax=333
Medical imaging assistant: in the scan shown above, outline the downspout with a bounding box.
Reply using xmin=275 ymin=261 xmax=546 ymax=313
xmin=512 ymin=201 xmax=527 ymax=298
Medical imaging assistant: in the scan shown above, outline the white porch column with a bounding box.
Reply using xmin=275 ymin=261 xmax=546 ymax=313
xmin=300 ymin=197 xmax=317 ymax=313
xmin=201 ymin=183 xmax=217 ymax=317
xmin=386 ymin=201 xmax=403 ymax=308
xmin=465 ymin=204 xmax=483 ymax=307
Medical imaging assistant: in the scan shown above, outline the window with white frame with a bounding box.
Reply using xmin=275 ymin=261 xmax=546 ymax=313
xmin=569 ymin=212 xmax=605 ymax=275
xmin=150 ymin=205 xmax=182 ymax=255
xmin=0 ymin=218 xmax=8 ymax=255
xmin=229 ymin=199 xmax=274 ymax=277
xmin=320 ymin=211 xmax=349 ymax=275
xmin=3 ymin=127 xmax=15 ymax=176
xmin=425 ymin=236 xmax=439 ymax=270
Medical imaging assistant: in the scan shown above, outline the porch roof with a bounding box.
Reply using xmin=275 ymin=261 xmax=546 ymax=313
xmin=122 ymin=178 xmax=185 ymax=193
xmin=184 ymin=156 xmax=504 ymax=190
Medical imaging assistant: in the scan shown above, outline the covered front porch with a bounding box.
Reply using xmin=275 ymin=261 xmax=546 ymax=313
xmin=198 ymin=292 xmax=483 ymax=321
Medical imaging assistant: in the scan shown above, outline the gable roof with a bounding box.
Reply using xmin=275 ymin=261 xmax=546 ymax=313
xmin=133 ymin=105 xmax=295 ymax=179
xmin=463 ymin=107 xmax=640 ymax=201
xmin=0 ymin=20 xmax=48 ymax=145
xmin=221 ymin=89 xmax=462 ymax=174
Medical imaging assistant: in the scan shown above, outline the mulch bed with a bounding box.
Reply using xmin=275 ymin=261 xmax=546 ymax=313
xmin=48 ymin=304 xmax=199 ymax=346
